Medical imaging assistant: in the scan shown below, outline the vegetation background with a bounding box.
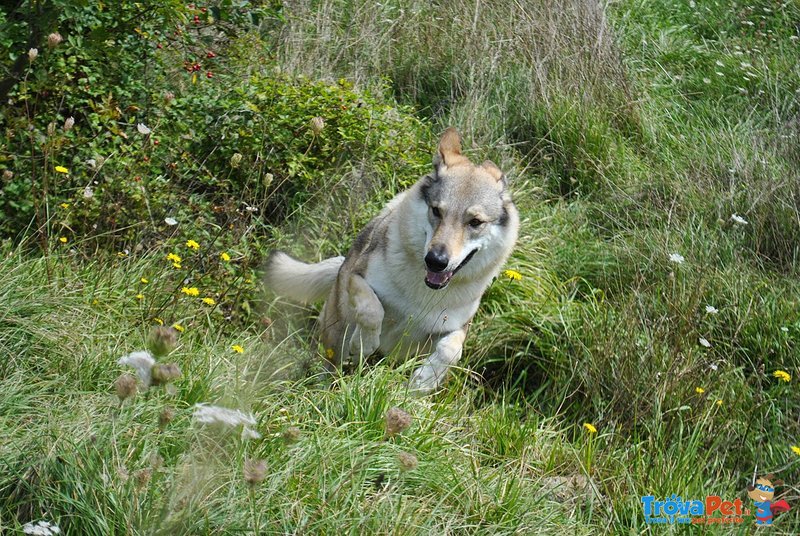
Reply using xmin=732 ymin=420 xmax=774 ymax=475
xmin=1 ymin=0 xmax=799 ymax=533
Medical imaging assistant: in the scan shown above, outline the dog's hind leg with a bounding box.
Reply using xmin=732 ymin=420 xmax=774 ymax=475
xmin=408 ymin=328 xmax=466 ymax=394
xmin=346 ymin=274 xmax=384 ymax=361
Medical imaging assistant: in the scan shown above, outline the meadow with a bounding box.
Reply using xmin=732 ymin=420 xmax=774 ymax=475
xmin=1 ymin=0 xmax=799 ymax=533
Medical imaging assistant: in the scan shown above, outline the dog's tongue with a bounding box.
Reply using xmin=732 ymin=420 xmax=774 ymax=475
xmin=425 ymin=270 xmax=453 ymax=287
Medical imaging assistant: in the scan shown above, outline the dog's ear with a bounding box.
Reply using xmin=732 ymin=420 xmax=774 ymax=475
xmin=773 ymin=479 xmax=784 ymax=486
xmin=481 ymin=160 xmax=506 ymax=183
xmin=765 ymin=474 xmax=775 ymax=481
xmin=434 ymin=127 xmax=468 ymax=169
xmin=747 ymin=485 xmax=755 ymax=492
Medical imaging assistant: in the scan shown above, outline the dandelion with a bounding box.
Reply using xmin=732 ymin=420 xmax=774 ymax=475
xmin=397 ymin=451 xmax=419 ymax=471
xmin=705 ymin=305 xmax=719 ymax=314
xmin=164 ymin=217 xmax=178 ymax=226
xmin=140 ymin=277 xmax=149 ymax=284
xmin=172 ymin=323 xmax=185 ymax=332
xmin=503 ymin=269 xmax=523 ymax=281
xmin=325 ymin=348 xmax=335 ymax=360
xmin=28 ymin=48 xmax=38 ymax=62
xmin=243 ymin=458 xmax=268 ymax=485
xmin=59 ymin=202 xmax=69 ymax=209
xmin=135 ymin=293 xmax=144 ymax=300
xmin=695 ymin=387 xmax=705 ymax=394
xmin=114 ymin=373 xmax=138 ymax=401
xmin=731 ymin=214 xmax=748 ymax=225
xmin=385 ymin=407 xmax=412 ymax=438
xmin=181 ymin=286 xmax=199 ymax=297
xmin=186 ymin=239 xmax=200 ymax=250
xmin=137 ymin=123 xmax=151 ymax=135
xmin=232 ymin=344 xmax=244 ymax=354
xmin=773 ymin=370 xmax=791 ymax=383
xmin=153 ymin=317 xmax=164 ymax=325
xmin=58 ymin=236 xmax=67 ymax=243
xmin=583 ymin=423 xmax=597 ymax=434
xmin=192 ymin=403 xmax=261 ymax=439
xmin=23 ymin=520 xmax=61 ymax=535
xmin=54 ymin=166 xmax=69 ymax=174
xmin=151 ymin=363 xmax=182 ymax=385
xmin=699 ymin=337 xmax=712 ymax=348
xmin=792 ymin=446 xmax=800 ymax=456
xmin=201 ymin=297 xmax=216 ymax=305
xmin=147 ymin=326 xmax=177 ymax=357
xmin=118 ymin=350 xmax=155 ymax=387
xmin=47 ymin=32 xmax=63 ymax=47
xmin=220 ymin=251 xmax=231 ymax=262
xmin=668 ymin=253 xmax=685 ymax=264
xmin=715 ymin=399 xmax=723 ymax=406
xmin=117 ymin=251 xmax=128 ymax=258
xmin=172 ymin=262 xmax=182 ymax=269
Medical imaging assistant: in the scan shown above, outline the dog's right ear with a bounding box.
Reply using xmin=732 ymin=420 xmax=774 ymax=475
xmin=433 ymin=127 xmax=468 ymax=170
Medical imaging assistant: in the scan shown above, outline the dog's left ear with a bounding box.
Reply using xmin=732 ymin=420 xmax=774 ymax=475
xmin=481 ymin=160 xmax=506 ymax=184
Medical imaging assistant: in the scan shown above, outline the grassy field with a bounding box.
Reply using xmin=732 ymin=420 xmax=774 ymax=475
xmin=1 ymin=0 xmax=800 ymax=533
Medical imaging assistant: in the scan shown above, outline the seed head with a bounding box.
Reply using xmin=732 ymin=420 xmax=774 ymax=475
xmin=114 ymin=373 xmax=138 ymax=401
xmin=2 ymin=170 xmax=13 ymax=181
xmin=243 ymin=458 xmax=268 ymax=485
xmin=134 ymin=468 xmax=152 ymax=488
xmin=159 ymin=406 xmax=176 ymax=428
xmin=28 ymin=48 xmax=38 ymax=62
xmin=147 ymin=326 xmax=177 ymax=357
xmin=230 ymin=153 xmax=243 ymax=168
xmin=310 ymin=116 xmax=325 ymax=135
xmin=385 ymin=406 xmax=412 ymax=438
xmin=397 ymin=451 xmax=419 ymax=471
xmin=63 ymin=116 xmax=74 ymax=131
xmin=151 ymin=363 xmax=181 ymax=385
xmin=47 ymin=32 xmax=63 ymax=47
xmin=283 ymin=426 xmax=302 ymax=443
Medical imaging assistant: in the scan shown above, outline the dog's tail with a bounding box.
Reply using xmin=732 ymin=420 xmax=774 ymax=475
xmin=264 ymin=251 xmax=344 ymax=304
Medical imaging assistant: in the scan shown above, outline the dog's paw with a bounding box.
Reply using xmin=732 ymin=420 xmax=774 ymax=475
xmin=408 ymin=365 xmax=444 ymax=394
xmin=348 ymin=325 xmax=381 ymax=358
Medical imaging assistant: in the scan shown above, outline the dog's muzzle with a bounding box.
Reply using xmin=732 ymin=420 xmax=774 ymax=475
xmin=424 ymin=249 xmax=477 ymax=289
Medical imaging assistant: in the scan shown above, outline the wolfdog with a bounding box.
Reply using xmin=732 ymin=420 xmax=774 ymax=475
xmin=265 ymin=128 xmax=519 ymax=392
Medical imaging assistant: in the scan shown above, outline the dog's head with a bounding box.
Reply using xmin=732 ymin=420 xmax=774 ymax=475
xmin=419 ymin=128 xmax=515 ymax=290
xmin=748 ymin=475 xmax=781 ymax=503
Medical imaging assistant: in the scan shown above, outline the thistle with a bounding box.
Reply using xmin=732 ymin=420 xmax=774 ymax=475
xmin=151 ymin=363 xmax=182 ymax=385
xmin=385 ymin=407 xmax=412 ymax=438
xmin=114 ymin=373 xmax=137 ymax=401
xmin=147 ymin=326 xmax=177 ymax=357
xmin=243 ymin=458 xmax=268 ymax=485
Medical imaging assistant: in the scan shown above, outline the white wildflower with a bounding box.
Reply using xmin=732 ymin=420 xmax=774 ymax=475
xmin=709 ymin=363 xmax=718 ymax=371
xmin=117 ymin=350 xmax=155 ymax=387
xmin=83 ymin=185 xmax=94 ymax=199
xmin=23 ymin=521 xmax=61 ymax=535
xmin=702 ymin=78 xmax=711 ymax=84
xmin=781 ymin=327 xmax=789 ymax=332
xmin=669 ymin=253 xmax=685 ymax=264
xmin=193 ymin=403 xmax=261 ymax=439
xmin=86 ymin=158 xmax=96 ymax=169
xmin=28 ymin=48 xmax=38 ymax=62
xmin=137 ymin=123 xmax=151 ymax=135
xmin=731 ymin=214 xmax=748 ymax=225
xmin=699 ymin=337 xmax=712 ymax=348
xmin=705 ymin=305 xmax=719 ymax=314
xmin=164 ymin=217 xmax=178 ymax=226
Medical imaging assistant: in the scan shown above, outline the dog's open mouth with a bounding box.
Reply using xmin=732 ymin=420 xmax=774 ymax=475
xmin=425 ymin=249 xmax=477 ymax=290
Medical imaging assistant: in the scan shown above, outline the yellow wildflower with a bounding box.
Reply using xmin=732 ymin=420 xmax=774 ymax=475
xmin=166 ymin=252 xmax=182 ymax=263
xmin=154 ymin=317 xmax=164 ymax=325
xmin=326 ymin=348 xmax=335 ymax=360
xmin=59 ymin=202 xmax=70 ymax=209
xmin=503 ymin=269 xmax=523 ymax=281
xmin=117 ymin=251 xmax=127 ymax=258
xmin=773 ymin=370 xmax=791 ymax=383
xmin=715 ymin=399 xmax=723 ymax=407
xmin=792 ymin=446 xmax=800 ymax=456
xmin=135 ymin=293 xmax=144 ymax=300
xmin=186 ymin=239 xmax=200 ymax=250
xmin=140 ymin=277 xmax=149 ymax=284
xmin=695 ymin=387 xmax=705 ymax=394
xmin=54 ymin=166 xmax=69 ymax=174
xmin=59 ymin=236 xmax=68 ymax=243
xmin=201 ymin=297 xmax=216 ymax=305
xmin=172 ymin=323 xmax=185 ymax=332
xmin=232 ymin=344 xmax=244 ymax=354
xmin=220 ymin=252 xmax=231 ymax=262
xmin=172 ymin=262 xmax=182 ymax=269
xmin=181 ymin=287 xmax=199 ymax=297
xmin=583 ymin=423 xmax=597 ymax=434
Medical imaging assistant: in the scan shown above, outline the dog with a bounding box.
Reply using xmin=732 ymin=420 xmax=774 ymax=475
xmin=264 ymin=127 xmax=519 ymax=392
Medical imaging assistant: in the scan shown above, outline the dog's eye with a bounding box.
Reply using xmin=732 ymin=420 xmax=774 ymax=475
xmin=468 ymin=218 xmax=484 ymax=228
xmin=431 ymin=207 xmax=441 ymax=218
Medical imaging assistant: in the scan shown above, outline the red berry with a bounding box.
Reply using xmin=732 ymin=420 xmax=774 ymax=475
xmin=201 ymin=7 xmax=207 ymax=13
xmin=206 ymin=71 xmax=213 ymax=78
xmin=153 ymin=139 xmax=160 ymax=146
xmin=156 ymin=43 xmax=163 ymax=49
xmin=206 ymin=51 xmax=216 ymax=58
xmin=193 ymin=15 xmax=200 ymax=24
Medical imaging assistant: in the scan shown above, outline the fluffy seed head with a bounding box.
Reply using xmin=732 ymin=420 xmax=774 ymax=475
xmin=151 ymin=363 xmax=182 ymax=385
xmin=114 ymin=373 xmax=138 ymax=401
xmin=385 ymin=407 xmax=412 ymax=438
xmin=243 ymin=458 xmax=268 ymax=485
xmin=47 ymin=33 xmax=63 ymax=47
xmin=147 ymin=326 xmax=177 ymax=357
xmin=28 ymin=48 xmax=38 ymax=62
xmin=397 ymin=451 xmax=419 ymax=471
xmin=2 ymin=170 xmax=13 ymax=181
xmin=283 ymin=426 xmax=302 ymax=443
xmin=159 ymin=406 xmax=176 ymax=428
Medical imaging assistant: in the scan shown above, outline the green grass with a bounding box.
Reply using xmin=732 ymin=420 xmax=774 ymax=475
xmin=2 ymin=0 xmax=800 ymax=533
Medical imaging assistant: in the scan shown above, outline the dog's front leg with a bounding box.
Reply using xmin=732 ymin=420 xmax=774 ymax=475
xmin=409 ymin=328 xmax=466 ymax=394
xmin=346 ymin=274 xmax=384 ymax=359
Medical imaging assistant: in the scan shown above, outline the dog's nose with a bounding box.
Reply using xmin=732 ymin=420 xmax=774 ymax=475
xmin=425 ymin=247 xmax=449 ymax=272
